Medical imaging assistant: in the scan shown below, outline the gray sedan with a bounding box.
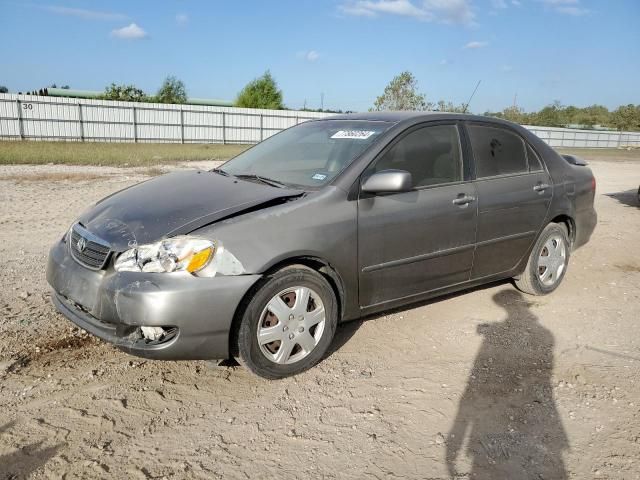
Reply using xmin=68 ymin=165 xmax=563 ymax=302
xmin=47 ymin=112 xmax=597 ymax=378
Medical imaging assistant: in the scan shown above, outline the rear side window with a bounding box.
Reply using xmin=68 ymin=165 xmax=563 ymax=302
xmin=526 ymin=144 xmax=544 ymax=172
xmin=468 ymin=125 xmax=528 ymax=178
xmin=372 ymin=124 xmax=463 ymax=188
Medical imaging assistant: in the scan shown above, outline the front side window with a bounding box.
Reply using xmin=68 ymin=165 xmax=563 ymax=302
xmin=222 ymin=120 xmax=392 ymax=188
xmin=468 ymin=125 xmax=528 ymax=178
xmin=371 ymin=124 xmax=463 ymax=188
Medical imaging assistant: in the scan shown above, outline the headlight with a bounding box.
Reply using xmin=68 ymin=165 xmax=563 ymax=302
xmin=114 ymin=236 xmax=215 ymax=275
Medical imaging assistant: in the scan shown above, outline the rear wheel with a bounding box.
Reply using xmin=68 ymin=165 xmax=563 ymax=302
xmin=235 ymin=266 xmax=337 ymax=379
xmin=514 ymin=223 xmax=570 ymax=296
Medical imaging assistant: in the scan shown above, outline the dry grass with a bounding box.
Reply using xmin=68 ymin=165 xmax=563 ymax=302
xmin=0 ymin=172 xmax=108 ymax=183
xmin=137 ymin=166 xmax=166 ymax=177
xmin=558 ymin=148 xmax=640 ymax=162
xmin=0 ymin=141 xmax=250 ymax=167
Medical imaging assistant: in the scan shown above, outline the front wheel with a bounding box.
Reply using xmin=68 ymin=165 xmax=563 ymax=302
xmin=235 ymin=266 xmax=337 ymax=379
xmin=514 ymin=223 xmax=570 ymax=296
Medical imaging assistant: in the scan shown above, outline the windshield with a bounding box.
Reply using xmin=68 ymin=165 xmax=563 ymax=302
xmin=221 ymin=120 xmax=392 ymax=188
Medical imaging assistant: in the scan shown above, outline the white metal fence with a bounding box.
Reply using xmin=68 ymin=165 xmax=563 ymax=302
xmin=0 ymin=93 xmax=330 ymax=144
xmin=1 ymin=93 xmax=639 ymax=147
xmin=523 ymin=124 xmax=640 ymax=149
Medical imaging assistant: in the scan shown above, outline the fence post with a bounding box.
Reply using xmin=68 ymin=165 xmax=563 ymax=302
xmin=180 ymin=108 xmax=185 ymax=144
xmin=222 ymin=112 xmax=226 ymax=144
xmin=77 ymin=103 xmax=84 ymax=142
xmin=260 ymin=114 xmax=264 ymax=142
xmin=132 ymin=106 xmax=138 ymax=143
xmin=16 ymin=99 xmax=24 ymax=140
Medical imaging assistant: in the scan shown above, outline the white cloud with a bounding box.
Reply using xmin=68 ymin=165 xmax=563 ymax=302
xmin=556 ymin=6 xmax=590 ymax=15
xmin=491 ymin=0 xmax=508 ymax=8
xmin=511 ymin=0 xmax=522 ymax=6
xmin=464 ymin=40 xmax=488 ymax=49
xmin=339 ymin=0 xmax=428 ymax=18
xmin=339 ymin=0 xmax=475 ymax=25
xmin=43 ymin=5 xmax=127 ymax=21
xmin=424 ymin=0 xmax=475 ymax=24
xmin=297 ymin=50 xmax=320 ymax=62
xmin=111 ymin=23 xmax=148 ymax=40
xmin=176 ymin=13 xmax=189 ymax=26
xmin=501 ymin=65 xmax=514 ymax=72
xmin=540 ymin=0 xmax=590 ymax=15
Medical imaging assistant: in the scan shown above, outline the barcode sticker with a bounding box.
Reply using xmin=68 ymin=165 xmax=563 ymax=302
xmin=331 ymin=130 xmax=376 ymax=140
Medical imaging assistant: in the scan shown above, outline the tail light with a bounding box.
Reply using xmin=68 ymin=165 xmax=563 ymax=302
xmin=591 ymin=176 xmax=596 ymax=192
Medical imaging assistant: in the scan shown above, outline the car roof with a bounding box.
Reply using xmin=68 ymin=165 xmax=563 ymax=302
xmin=321 ymin=111 xmax=520 ymax=128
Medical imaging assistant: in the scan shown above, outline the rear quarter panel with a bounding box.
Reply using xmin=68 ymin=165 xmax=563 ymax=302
xmin=517 ymin=126 xmax=596 ymax=248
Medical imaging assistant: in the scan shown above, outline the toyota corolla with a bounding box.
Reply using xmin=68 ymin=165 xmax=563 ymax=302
xmin=47 ymin=113 xmax=597 ymax=378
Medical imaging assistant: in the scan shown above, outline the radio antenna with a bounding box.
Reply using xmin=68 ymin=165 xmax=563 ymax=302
xmin=462 ymin=80 xmax=481 ymax=113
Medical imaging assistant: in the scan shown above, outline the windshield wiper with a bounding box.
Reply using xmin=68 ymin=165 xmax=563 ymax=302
xmin=234 ymin=174 xmax=288 ymax=189
xmin=211 ymin=167 xmax=231 ymax=176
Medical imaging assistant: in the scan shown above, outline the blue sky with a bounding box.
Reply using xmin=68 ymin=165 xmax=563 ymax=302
xmin=0 ymin=0 xmax=638 ymax=113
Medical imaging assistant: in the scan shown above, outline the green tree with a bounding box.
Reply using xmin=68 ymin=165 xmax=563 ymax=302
xmin=156 ymin=76 xmax=187 ymax=104
xmin=102 ymin=83 xmax=148 ymax=102
xmin=434 ymin=100 xmax=467 ymax=113
xmin=0 ymin=85 xmax=8 ymax=94
xmin=532 ymin=101 xmax=564 ymax=127
xmin=610 ymin=105 xmax=640 ymax=131
xmin=574 ymin=104 xmax=610 ymax=128
xmin=236 ymin=71 xmax=284 ymax=109
xmin=502 ymin=106 xmax=528 ymax=124
xmin=372 ymin=71 xmax=432 ymax=111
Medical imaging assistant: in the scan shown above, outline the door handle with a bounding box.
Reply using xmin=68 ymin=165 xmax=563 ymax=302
xmin=533 ymin=183 xmax=550 ymax=192
xmin=452 ymin=194 xmax=476 ymax=206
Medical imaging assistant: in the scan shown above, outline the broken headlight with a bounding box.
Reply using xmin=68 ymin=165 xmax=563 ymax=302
xmin=114 ymin=236 xmax=215 ymax=275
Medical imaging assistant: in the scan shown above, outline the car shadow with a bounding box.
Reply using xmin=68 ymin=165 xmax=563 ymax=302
xmin=325 ymin=279 xmax=509 ymax=359
xmin=605 ymin=188 xmax=640 ymax=208
xmin=0 ymin=421 xmax=64 ymax=479
xmin=445 ymin=289 xmax=569 ymax=479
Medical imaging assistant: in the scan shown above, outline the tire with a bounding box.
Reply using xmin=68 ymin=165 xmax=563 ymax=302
xmin=234 ymin=266 xmax=337 ymax=379
xmin=514 ymin=223 xmax=571 ymax=296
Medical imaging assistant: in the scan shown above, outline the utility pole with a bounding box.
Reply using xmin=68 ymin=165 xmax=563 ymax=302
xmin=320 ymin=92 xmax=324 ymax=111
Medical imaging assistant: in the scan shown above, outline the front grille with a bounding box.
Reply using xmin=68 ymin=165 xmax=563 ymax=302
xmin=69 ymin=224 xmax=111 ymax=270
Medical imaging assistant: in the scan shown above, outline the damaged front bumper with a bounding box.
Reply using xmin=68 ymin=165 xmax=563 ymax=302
xmin=46 ymin=239 xmax=261 ymax=360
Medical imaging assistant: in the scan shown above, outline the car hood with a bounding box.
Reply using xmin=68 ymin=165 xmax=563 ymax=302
xmin=77 ymin=170 xmax=304 ymax=251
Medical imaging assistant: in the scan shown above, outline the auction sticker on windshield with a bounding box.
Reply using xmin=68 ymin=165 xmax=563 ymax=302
xmin=331 ymin=130 xmax=376 ymax=140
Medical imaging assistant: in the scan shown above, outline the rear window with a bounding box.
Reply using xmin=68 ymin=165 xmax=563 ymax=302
xmin=468 ymin=125 xmax=528 ymax=178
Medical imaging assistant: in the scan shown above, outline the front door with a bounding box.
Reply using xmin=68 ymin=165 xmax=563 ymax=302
xmin=465 ymin=123 xmax=552 ymax=279
xmin=358 ymin=123 xmax=478 ymax=308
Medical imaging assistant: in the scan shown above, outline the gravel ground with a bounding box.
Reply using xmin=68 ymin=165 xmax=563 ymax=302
xmin=0 ymin=157 xmax=639 ymax=479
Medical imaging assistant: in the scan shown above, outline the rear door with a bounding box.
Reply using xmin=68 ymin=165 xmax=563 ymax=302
xmin=465 ymin=123 xmax=552 ymax=279
xmin=358 ymin=123 xmax=477 ymax=308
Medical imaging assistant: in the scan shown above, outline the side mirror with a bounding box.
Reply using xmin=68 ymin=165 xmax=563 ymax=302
xmin=361 ymin=169 xmax=413 ymax=194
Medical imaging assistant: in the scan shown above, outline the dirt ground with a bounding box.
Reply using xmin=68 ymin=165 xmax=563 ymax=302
xmin=0 ymin=155 xmax=639 ymax=479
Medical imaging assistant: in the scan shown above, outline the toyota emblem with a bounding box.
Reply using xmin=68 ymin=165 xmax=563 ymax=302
xmin=76 ymin=236 xmax=87 ymax=253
